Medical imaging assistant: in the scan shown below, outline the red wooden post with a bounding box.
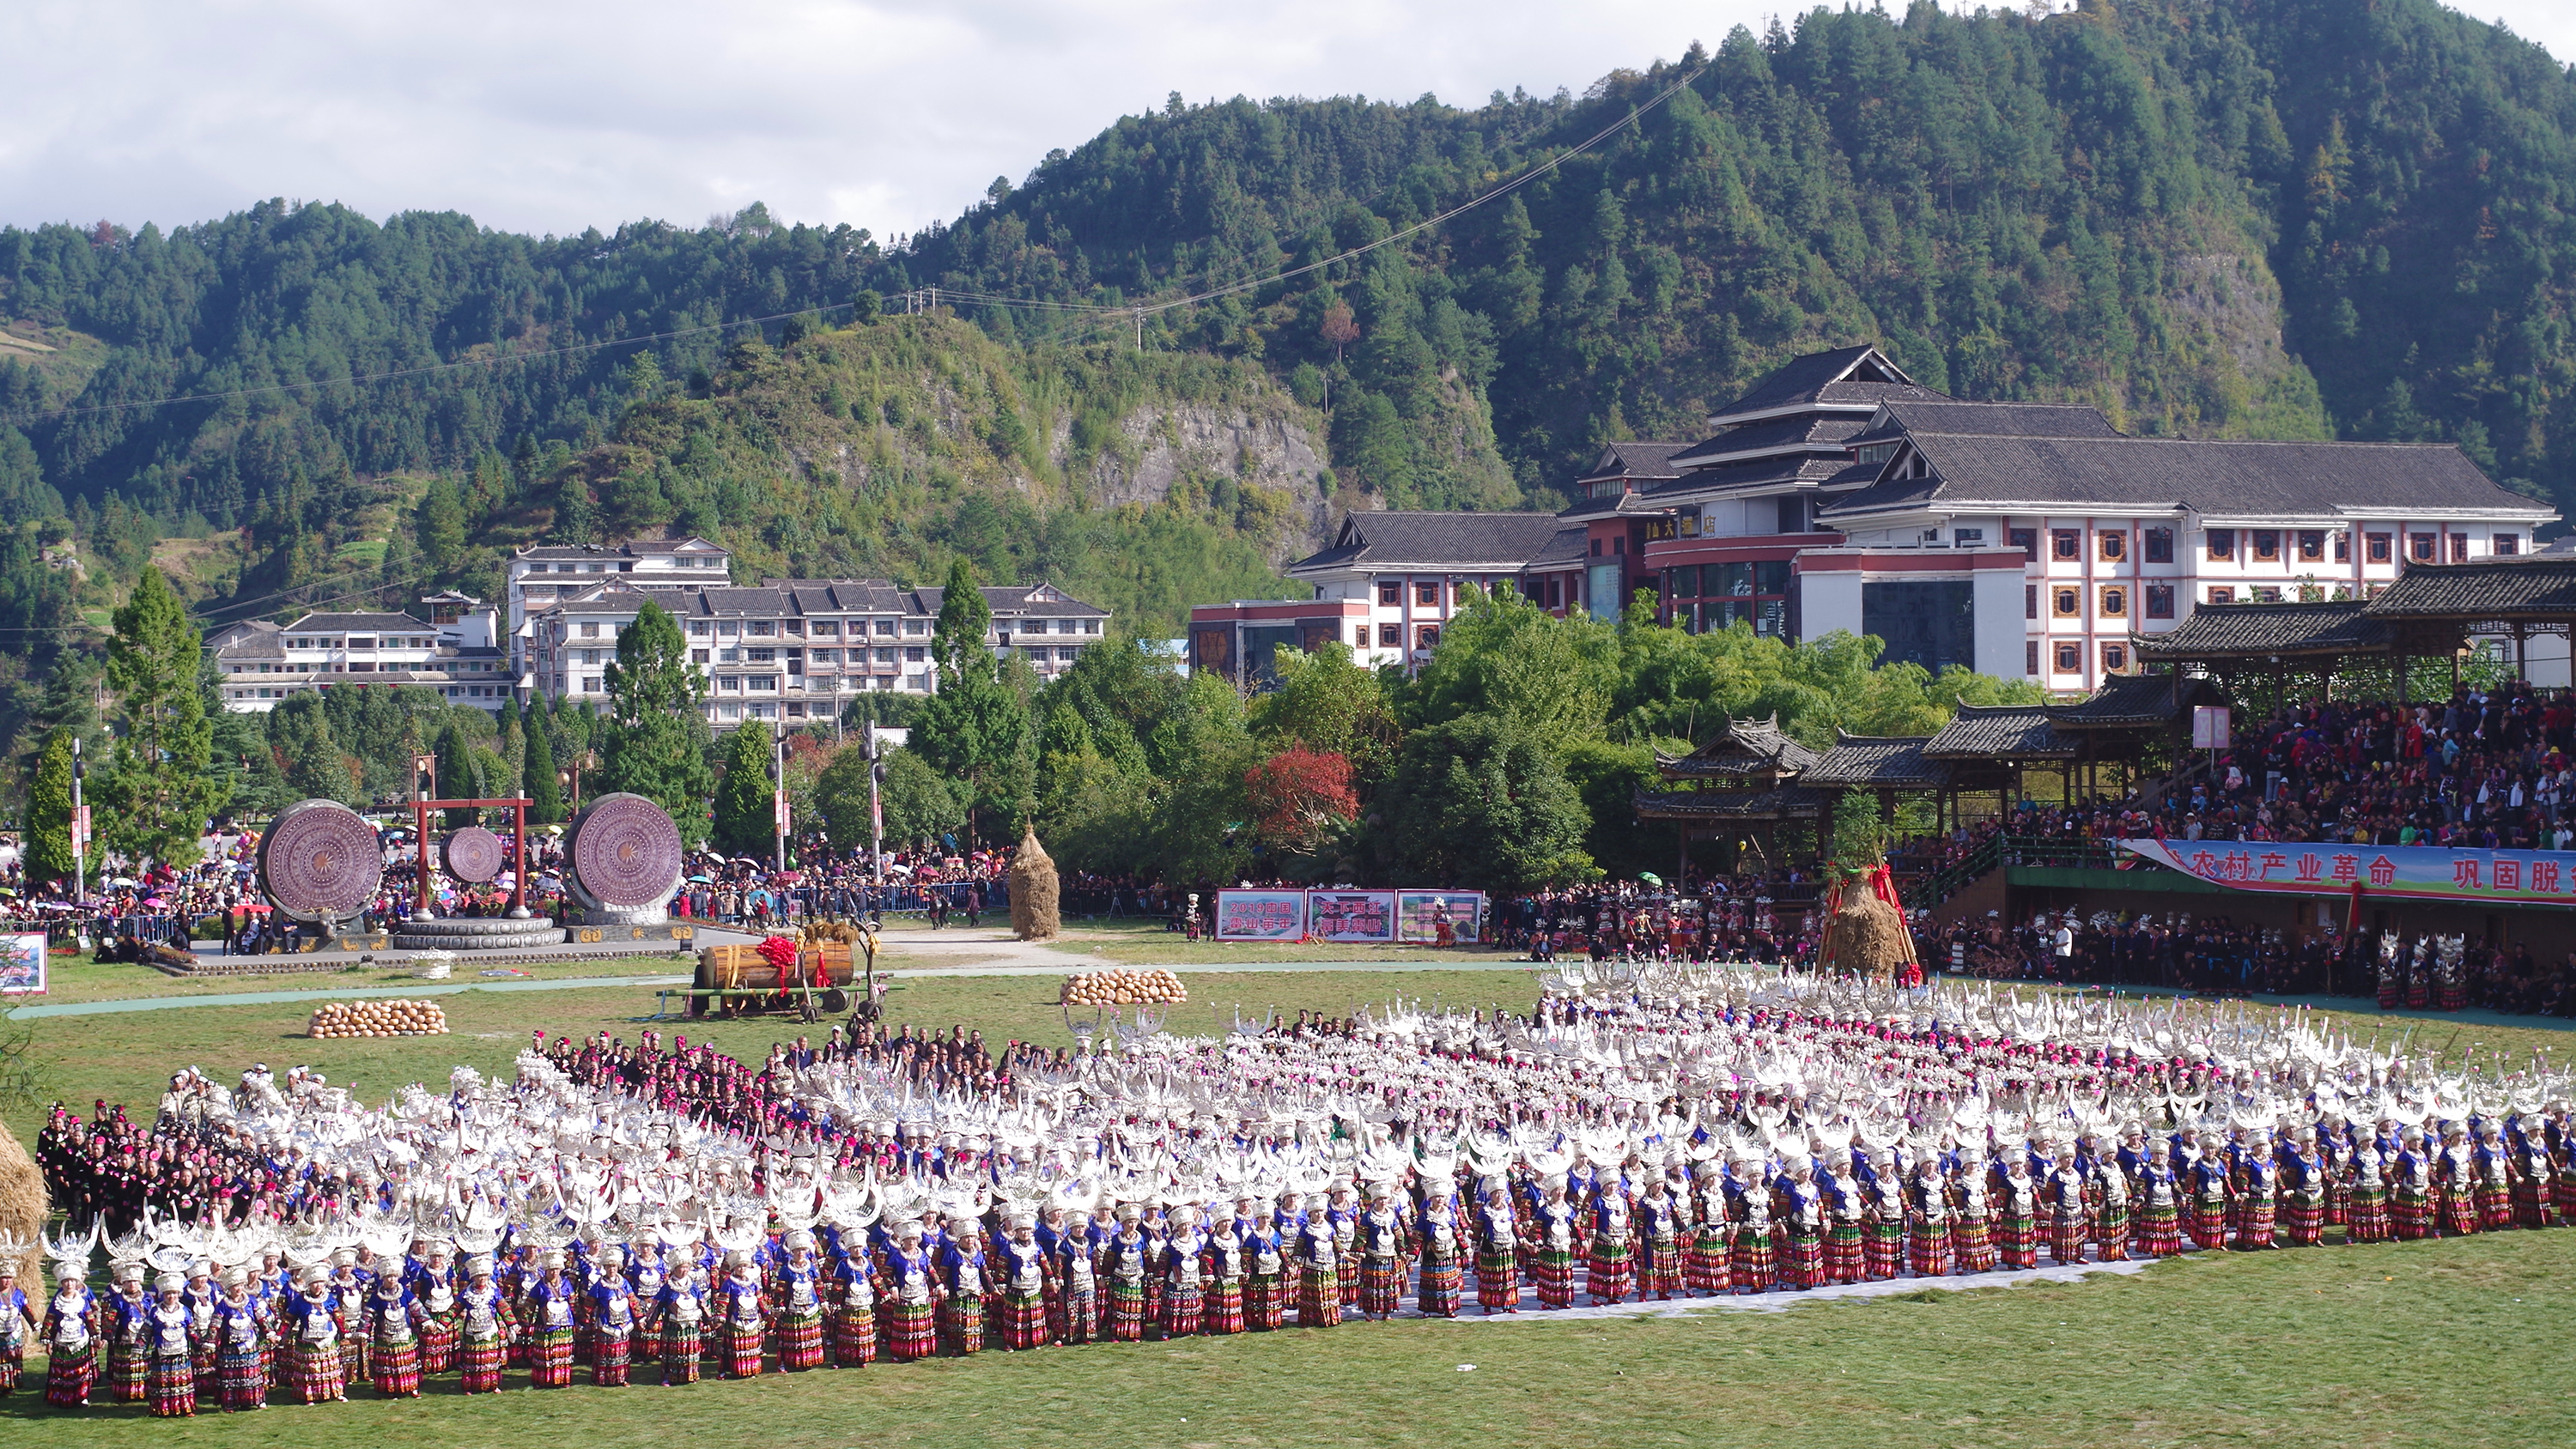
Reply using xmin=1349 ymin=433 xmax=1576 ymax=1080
xmin=414 ymin=797 xmax=432 ymax=921
xmin=510 ymin=802 xmax=530 ymax=918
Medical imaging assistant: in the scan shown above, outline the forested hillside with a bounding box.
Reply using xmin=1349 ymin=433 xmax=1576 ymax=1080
xmin=3 ymin=0 xmax=2575 ymax=658
xmin=896 ymin=0 xmax=2576 ymax=506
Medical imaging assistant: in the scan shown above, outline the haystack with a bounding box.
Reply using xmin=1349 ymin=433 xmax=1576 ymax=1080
xmin=1009 ymin=829 xmax=1060 ymax=941
xmin=0 ymin=1117 xmax=43 ymax=1253
xmin=1820 ymin=878 xmax=1914 ymax=980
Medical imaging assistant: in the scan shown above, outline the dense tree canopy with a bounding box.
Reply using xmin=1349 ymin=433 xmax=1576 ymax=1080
xmin=11 ymin=0 xmax=2576 ymax=864
xmin=596 ymin=599 xmax=715 ymax=844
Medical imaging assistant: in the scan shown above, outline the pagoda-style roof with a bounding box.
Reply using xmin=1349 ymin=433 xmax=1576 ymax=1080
xmin=2136 ymin=600 xmax=2391 ymax=663
xmin=1800 ymin=733 xmax=1948 ymax=790
xmin=2042 ymin=672 xmax=2226 ymax=729
xmin=2366 ymin=556 xmax=2576 ymax=621
xmin=1923 ymin=705 xmax=2078 ymax=761
xmin=1654 ymin=715 xmax=1824 ymax=783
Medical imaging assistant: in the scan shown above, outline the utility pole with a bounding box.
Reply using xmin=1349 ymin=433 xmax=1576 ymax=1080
xmin=865 ymin=718 xmax=884 ymax=891
xmin=70 ymin=736 xmax=87 ymax=906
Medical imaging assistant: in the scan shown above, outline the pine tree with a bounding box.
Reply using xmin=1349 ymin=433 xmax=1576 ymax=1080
xmin=24 ymin=727 xmax=76 ymax=884
xmin=522 ymin=693 xmax=564 ymax=823
xmin=710 ymin=718 xmax=777 ymax=857
xmin=929 ymin=559 xmax=993 ymax=676
xmin=416 ymin=479 xmax=467 ymax=570
xmin=434 ymin=718 xmax=480 ymax=827
xmin=596 ymin=599 xmax=714 ymax=843
xmin=94 ymin=567 xmax=226 ymax=867
xmin=267 ymin=694 xmax=359 ymax=804
xmin=495 ymin=693 xmax=526 ymax=798
xmin=914 ymin=560 xmax=1030 ymax=846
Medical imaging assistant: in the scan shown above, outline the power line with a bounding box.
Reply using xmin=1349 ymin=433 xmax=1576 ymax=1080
xmin=3 ymin=69 xmax=1706 ymax=481
xmin=186 ymin=546 xmax=427 ymax=624
xmin=0 ymin=555 xmax=444 ymax=634
xmin=1 ymin=303 xmax=854 ymax=429
xmin=912 ymin=64 xmax=1710 ymax=325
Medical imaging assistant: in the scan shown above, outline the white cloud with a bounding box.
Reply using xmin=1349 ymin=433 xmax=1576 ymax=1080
xmin=0 ymin=1 xmax=2567 ymax=242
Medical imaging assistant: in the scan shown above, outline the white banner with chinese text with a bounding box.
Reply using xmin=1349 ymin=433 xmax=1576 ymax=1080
xmin=2118 ymin=838 xmax=2576 ymax=906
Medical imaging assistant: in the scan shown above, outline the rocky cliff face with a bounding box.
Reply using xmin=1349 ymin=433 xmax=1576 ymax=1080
xmin=1072 ymin=403 xmax=1336 ymax=555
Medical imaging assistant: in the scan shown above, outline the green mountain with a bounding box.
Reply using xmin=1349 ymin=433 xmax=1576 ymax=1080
xmin=4 ymin=0 xmax=2574 ymax=658
xmin=896 ymin=0 xmax=2576 ymax=504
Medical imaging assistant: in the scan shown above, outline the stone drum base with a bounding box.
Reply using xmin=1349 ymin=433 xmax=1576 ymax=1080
xmin=562 ymin=916 xmax=696 ymax=946
xmin=390 ymin=917 xmax=567 ymax=952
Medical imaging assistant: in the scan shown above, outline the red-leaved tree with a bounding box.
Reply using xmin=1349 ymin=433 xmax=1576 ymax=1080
xmin=1244 ymin=746 xmax=1358 ymax=853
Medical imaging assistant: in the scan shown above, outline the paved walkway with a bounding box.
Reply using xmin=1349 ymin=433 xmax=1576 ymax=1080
xmin=9 ymin=955 xmax=1546 ymax=1020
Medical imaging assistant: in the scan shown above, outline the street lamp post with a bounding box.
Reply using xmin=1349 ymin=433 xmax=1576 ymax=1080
xmin=559 ymin=749 xmax=598 ymax=811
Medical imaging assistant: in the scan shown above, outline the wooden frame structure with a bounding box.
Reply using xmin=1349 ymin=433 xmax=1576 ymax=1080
xmin=407 ymin=797 xmax=535 ymax=919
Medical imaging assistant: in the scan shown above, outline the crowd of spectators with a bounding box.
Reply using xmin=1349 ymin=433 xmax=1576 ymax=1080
xmin=1910 ymin=904 xmax=2576 ymax=1017
xmin=1494 ymin=868 xmax=1829 ymax=965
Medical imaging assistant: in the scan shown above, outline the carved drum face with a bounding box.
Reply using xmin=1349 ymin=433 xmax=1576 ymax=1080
xmin=259 ymin=800 xmax=386 ymax=921
xmin=442 ymin=827 xmax=507 ymax=882
xmin=567 ymin=792 xmax=683 ymax=908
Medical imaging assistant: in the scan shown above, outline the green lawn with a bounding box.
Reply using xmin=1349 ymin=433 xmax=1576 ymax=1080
xmin=1038 ymin=916 xmax=1507 ymax=967
xmin=2 ymin=1231 xmax=2569 ymax=1446
xmin=21 ymin=951 xmax=702 ymax=1006
xmin=10 ymin=965 xmax=2576 ymax=1445
xmin=4 ymin=969 xmax=1539 ymax=1151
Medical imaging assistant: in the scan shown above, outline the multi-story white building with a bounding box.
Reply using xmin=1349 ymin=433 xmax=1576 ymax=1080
xmin=1189 ymin=512 xmax=1580 ymax=683
xmin=504 ymin=537 xmax=732 ymax=675
xmin=1241 ymin=345 xmax=2556 ymax=694
xmin=529 ymin=578 xmax=1108 ymax=728
xmin=207 ymin=596 xmax=513 ymax=713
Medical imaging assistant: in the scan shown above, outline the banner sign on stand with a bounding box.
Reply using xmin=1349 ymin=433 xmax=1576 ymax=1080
xmin=0 ymin=931 xmax=46 ymax=995
xmin=1305 ymin=890 xmax=1396 ymax=943
xmin=1213 ymin=888 xmax=1306 ymax=941
xmin=2121 ymin=838 xmax=2576 ymax=907
xmin=1396 ymin=891 xmax=1484 ymax=943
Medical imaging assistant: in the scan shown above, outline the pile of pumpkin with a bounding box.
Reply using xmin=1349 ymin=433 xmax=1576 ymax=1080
xmin=307 ymin=998 xmax=451 ymax=1039
xmin=1060 ymin=967 xmax=1188 ymax=1006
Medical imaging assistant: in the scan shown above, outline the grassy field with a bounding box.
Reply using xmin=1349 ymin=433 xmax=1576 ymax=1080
xmin=2 ymin=1230 xmax=2569 ymax=1446
xmin=3 ymin=968 xmax=1541 ymax=1151
xmin=8 ymin=959 xmax=2576 ymax=1445
xmin=1038 ymin=915 xmax=1508 ymax=967
xmin=21 ymin=952 xmax=700 ymax=1006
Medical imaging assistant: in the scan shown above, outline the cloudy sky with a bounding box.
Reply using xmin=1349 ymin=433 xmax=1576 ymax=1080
xmin=3 ymin=1 xmax=2568 ymax=243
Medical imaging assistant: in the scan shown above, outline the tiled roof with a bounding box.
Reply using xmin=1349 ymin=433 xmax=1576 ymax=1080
xmin=1656 ymin=716 xmax=1826 ymax=778
xmin=1668 ymin=415 xmax=1866 ymax=469
xmin=1290 ymin=511 xmax=1571 ymax=573
xmin=1640 ymin=454 xmax=1857 ymax=504
xmin=538 ymin=587 xmax=657 ymax=616
xmin=1799 ymin=734 xmax=1947 ymax=789
xmin=284 ymin=612 xmax=433 ymax=632
xmin=1846 ymin=400 xmax=2123 ymax=447
xmin=2365 ymin=558 xmax=2576 ymax=617
xmin=1527 ymin=526 xmax=1589 ymax=568
xmin=211 ymin=633 xmax=288 ymax=660
xmin=1557 ymin=488 xmax=1683 ymax=522
xmin=1709 ymin=346 xmax=1939 ymax=422
xmin=1923 ymin=705 xmax=2077 ymax=759
xmin=2135 ymin=601 xmax=2388 ymax=659
xmin=1576 ymin=441 xmax=1691 ymax=482
xmin=513 ymin=537 xmax=727 ymax=559
xmin=2044 ymin=673 xmax=2215 ymax=727
xmin=1819 ymin=433 xmax=2543 ymax=521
